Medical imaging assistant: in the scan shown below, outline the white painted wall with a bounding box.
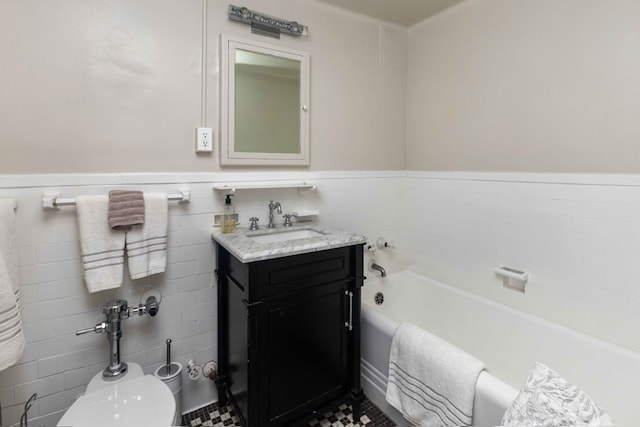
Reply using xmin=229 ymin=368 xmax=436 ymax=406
xmin=0 ymin=0 xmax=406 ymax=174
xmin=407 ymin=0 xmax=640 ymax=173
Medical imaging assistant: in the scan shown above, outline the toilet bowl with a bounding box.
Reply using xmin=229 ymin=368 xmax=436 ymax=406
xmin=57 ymin=363 xmax=178 ymax=427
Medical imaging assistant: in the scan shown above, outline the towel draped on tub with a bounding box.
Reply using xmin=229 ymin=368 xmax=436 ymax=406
xmin=0 ymin=199 xmax=26 ymax=371
xmin=386 ymin=322 xmax=486 ymax=427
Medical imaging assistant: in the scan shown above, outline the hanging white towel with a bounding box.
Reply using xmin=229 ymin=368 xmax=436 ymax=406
xmin=0 ymin=199 xmax=25 ymax=371
xmin=76 ymin=195 xmax=126 ymax=293
xmin=126 ymin=193 xmax=168 ymax=279
xmin=386 ymin=322 xmax=486 ymax=427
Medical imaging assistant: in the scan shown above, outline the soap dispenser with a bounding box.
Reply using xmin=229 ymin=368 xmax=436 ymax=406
xmin=222 ymin=194 xmax=236 ymax=234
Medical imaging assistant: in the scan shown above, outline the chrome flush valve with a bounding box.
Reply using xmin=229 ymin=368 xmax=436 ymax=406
xmin=76 ymin=293 xmax=161 ymax=380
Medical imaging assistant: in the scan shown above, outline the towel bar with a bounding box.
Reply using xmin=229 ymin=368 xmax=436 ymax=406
xmin=42 ymin=188 xmax=190 ymax=210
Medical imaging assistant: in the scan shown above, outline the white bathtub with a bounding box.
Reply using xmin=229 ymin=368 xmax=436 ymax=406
xmin=360 ymin=270 xmax=640 ymax=426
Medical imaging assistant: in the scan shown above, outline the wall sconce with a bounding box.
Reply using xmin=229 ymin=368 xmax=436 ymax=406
xmin=228 ymin=4 xmax=309 ymax=39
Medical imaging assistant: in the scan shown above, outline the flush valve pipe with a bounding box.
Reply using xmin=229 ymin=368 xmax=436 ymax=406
xmin=130 ymin=295 xmax=159 ymax=317
xmin=76 ymin=295 xmax=160 ymax=380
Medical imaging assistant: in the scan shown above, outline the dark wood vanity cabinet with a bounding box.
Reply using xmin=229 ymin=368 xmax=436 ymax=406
xmin=215 ymin=244 xmax=365 ymax=426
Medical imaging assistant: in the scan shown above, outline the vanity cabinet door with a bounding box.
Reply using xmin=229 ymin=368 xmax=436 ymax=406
xmin=216 ymin=243 xmax=364 ymax=427
xmin=258 ymin=282 xmax=349 ymax=424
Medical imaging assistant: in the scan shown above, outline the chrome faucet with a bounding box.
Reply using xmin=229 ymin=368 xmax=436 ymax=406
xmin=76 ymin=296 xmax=159 ymax=381
xmin=369 ymin=261 xmax=387 ymax=277
xmin=268 ymin=200 xmax=282 ymax=228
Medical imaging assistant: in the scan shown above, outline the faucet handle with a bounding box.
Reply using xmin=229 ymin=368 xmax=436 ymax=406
xmin=375 ymin=237 xmax=395 ymax=251
xmin=249 ymin=217 xmax=260 ymax=230
xmin=283 ymin=214 xmax=293 ymax=227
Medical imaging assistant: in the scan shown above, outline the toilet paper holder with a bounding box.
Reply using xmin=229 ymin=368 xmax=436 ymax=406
xmin=495 ymin=266 xmax=529 ymax=293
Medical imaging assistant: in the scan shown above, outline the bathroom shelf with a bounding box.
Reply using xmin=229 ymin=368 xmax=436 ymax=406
xmin=212 ymin=181 xmax=317 ymax=194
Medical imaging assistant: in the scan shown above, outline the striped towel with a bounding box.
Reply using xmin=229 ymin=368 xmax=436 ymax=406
xmin=126 ymin=193 xmax=168 ymax=279
xmin=76 ymin=195 xmax=126 ymax=292
xmin=0 ymin=199 xmax=25 ymax=371
xmin=108 ymin=190 xmax=145 ymax=230
xmin=386 ymin=322 xmax=485 ymax=427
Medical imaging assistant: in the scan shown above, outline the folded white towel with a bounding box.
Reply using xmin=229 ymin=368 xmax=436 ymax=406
xmin=76 ymin=195 xmax=125 ymax=293
xmin=0 ymin=199 xmax=25 ymax=371
xmin=386 ymin=322 xmax=486 ymax=427
xmin=126 ymin=193 xmax=168 ymax=279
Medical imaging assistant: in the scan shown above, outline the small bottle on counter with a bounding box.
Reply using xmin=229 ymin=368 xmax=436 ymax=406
xmin=222 ymin=194 xmax=237 ymax=234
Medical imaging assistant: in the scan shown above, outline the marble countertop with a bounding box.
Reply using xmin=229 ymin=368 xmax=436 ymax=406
xmin=211 ymin=222 xmax=367 ymax=263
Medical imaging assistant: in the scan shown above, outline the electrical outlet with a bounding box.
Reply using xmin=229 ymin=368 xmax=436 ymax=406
xmin=196 ymin=127 xmax=213 ymax=152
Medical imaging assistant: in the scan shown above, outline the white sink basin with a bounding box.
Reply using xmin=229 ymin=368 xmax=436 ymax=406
xmin=248 ymin=228 xmax=326 ymax=244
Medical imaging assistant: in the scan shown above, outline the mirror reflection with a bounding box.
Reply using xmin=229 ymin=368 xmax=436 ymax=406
xmin=234 ymin=49 xmax=301 ymax=154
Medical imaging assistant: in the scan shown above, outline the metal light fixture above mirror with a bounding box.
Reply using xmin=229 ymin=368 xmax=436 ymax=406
xmin=228 ymin=5 xmax=309 ymax=39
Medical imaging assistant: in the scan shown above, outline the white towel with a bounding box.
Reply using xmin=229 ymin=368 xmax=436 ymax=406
xmin=76 ymin=195 xmax=125 ymax=293
xmin=126 ymin=193 xmax=168 ymax=279
xmin=0 ymin=199 xmax=25 ymax=371
xmin=386 ymin=322 xmax=486 ymax=427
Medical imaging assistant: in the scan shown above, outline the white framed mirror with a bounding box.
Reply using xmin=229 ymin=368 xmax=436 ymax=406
xmin=220 ymin=34 xmax=310 ymax=166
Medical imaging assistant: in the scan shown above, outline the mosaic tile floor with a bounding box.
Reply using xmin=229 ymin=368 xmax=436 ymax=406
xmin=181 ymin=396 xmax=396 ymax=427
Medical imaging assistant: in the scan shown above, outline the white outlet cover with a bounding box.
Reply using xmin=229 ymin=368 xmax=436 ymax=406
xmin=196 ymin=127 xmax=213 ymax=152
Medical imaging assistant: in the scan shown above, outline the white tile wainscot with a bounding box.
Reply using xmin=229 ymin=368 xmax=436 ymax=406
xmin=404 ymin=171 xmax=640 ymax=354
xmin=3 ymin=170 xmax=640 ymax=425
xmin=0 ymin=171 xmax=403 ymax=426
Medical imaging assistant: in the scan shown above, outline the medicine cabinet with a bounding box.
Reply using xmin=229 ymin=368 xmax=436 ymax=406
xmin=220 ymin=34 xmax=310 ymax=166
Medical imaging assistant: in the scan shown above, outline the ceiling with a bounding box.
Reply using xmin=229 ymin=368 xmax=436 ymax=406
xmin=314 ymin=0 xmax=467 ymax=28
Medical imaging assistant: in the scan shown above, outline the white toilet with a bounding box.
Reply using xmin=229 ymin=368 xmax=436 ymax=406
xmin=57 ymin=363 xmax=178 ymax=427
